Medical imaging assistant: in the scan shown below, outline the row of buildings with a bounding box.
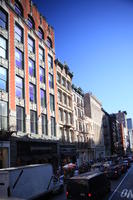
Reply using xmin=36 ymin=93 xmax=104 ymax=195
xmin=0 ymin=0 xmax=133 ymax=170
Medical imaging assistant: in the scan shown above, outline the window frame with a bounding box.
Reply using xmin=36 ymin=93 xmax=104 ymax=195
xmin=51 ymin=117 xmax=56 ymax=136
xmin=16 ymin=106 xmax=25 ymax=132
xmin=49 ymin=73 xmax=54 ymax=89
xmin=0 ymin=66 xmax=7 ymax=92
xmin=48 ymin=54 xmax=53 ymax=69
xmin=42 ymin=114 xmax=47 ymax=135
xmin=0 ymin=36 xmax=7 ymax=59
xmin=15 ymin=48 xmax=23 ymax=69
xmin=30 ymin=110 xmax=37 ymax=134
xmin=39 ymin=66 xmax=45 ymax=84
xmin=16 ymin=76 xmax=24 ymax=99
xmin=40 ymin=89 xmax=46 ymax=107
xmin=0 ymin=8 xmax=8 ymax=30
xmin=29 ymin=58 xmax=35 ymax=77
xmin=50 ymin=94 xmax=55 ymax=112
xmin=15 ymin=23 xmax=23 ymax=43
xmin=28 ymin=36 xmax=35 ymax=53
xmin=29 ymin=83 xmax=36 ymax=103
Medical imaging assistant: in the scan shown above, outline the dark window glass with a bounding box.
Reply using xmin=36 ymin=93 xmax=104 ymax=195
xmin=15 ymin=48 xmax=23 ymax=69
xmin=57 ymin=72 xmax=61 ymax=84
xmin=48 ymin=54 xmax=53 ymax=69
xmin=16 ymin=106 xmax=24 ymax=132
xmin=28 ymin=36 xmax=35 ymax=53
xmin=29 ymin=58 xmax=35 ymax=77
xmin=42 ymin=114 xmax=47 ymax=135
xmin=39 ymin=47 xmax=44 ymax=62
xmin=30 ymin=110 xmax=37 ymax=134
xmin=27 ymin=15 xmax=35 ymax=29
xmin=38 ymin=27 xmax=44 ymax=39
xmin=29 ymin=83 xmax=36 ymax=103
xmin=50 ymin=94 xmax=55 ymax=111
xmin=0 ymin=66 xmax=7 ymax=91
xmin=0 ymin=101 xmax=8 ymax=130
xmin=15 ymin=1 xmax=23 ymax=17
xmin=16 ymin=76 xmax=23 ymax=98
xmin=49 ymin=73 xmax=54 ymax=89
xmin=0 ymin=8 xmax=7 ymax=29
xmin=0 ymin=36 xmax=7 ymax=59
xmin=15 ymin=23 xmax=23 ymax=43
xmin=39 ymin=67 xmax=45 ymax=83
xmin=47 ymin=37 xmax=52 ymax=48
xmin=40 ymin=89 xmax=46 ymax=107
xmin=51 ymin=117 xmax=56 ymax=136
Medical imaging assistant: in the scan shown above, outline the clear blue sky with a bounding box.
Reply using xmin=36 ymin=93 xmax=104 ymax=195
xmin=33 ymin=0 xmax=133 ymax=119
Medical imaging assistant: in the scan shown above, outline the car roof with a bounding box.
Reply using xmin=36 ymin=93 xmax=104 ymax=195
xmin=70 ymin=171 xmax=103 ymax=180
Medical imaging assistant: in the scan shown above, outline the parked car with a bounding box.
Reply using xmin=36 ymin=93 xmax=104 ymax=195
xmin=66 ymin=171 xmax=111 ymax=200
xmin=104 ymin=163 xmax=121 ymax=179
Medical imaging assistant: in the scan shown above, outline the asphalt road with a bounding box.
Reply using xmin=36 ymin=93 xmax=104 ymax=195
xmin=39 ymin=164 xmax=133 ymax=200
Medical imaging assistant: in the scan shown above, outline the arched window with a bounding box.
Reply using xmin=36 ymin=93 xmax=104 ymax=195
xmin=27 ymin=15 xmax=35 ymax=29
xmin=38 ymin=27 xmax=44 ymax=39
xmin=15 ymin=0 xmax=23 ymax=17
xmin=47 ymin=37 xmax=52 ymax=48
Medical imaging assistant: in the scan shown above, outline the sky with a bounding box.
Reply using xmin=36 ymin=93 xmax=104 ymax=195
xmin=33 ymin=0 xmax=133 ymax=119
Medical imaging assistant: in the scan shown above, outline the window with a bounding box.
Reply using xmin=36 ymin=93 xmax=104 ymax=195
xmin=0 ymin=101 xmax=8 ymax=130
xmin=39 ymin=47 xmax=45 ymax=62
xmin=40 ymin=67 xmax=45 ymax=83
xmin=51 ymin=117 xmax=56 ymax=136
xmin=58 ymin=90 xmax=62 ymax=102
xmin=38 ymin=27 xmax=44 ymax=40
xmin=29 ymin=58 xmax=35 ymax=77
xmin=47 ymin=37 xmax=52 ymax=48
xmin=67 ymin=81 xmax=70 ymax=90
xmin=15 ymin=23 xmax=23 ymax=43
xmin=49 ymin=73 xmax=54 ymax=89
xmin=62 ymin=77 xmax=66 ymax=87
xmin=30 ymin=110 xmax=37 ymax=134
xmin=29 ymin=83 xmax=36 ymax=103
xmin=63 ymin=93 xmax=67 ymax=105
xmin=68 ymin=96 xmax=71 ymax=107
xmin=59 ymin=109 xmax=63 ymax=122
xmin=0 ymin=66 xmax=7 ymax=91
xmin=28 ymin=36 xmax=35 ymax=53
xmin=68 ymin=113 xmax=72 ymax=124
xmin=64 ymin=111 xmax=67 ymax=124
xmin=0 ymin=8 xmax=8 ymax=29
xmin=16 ymin=106 xmax=24 ymax=132
xmin=57 ymin=72 xmax=61 ymax=84
xmin=27 ymin=15 xmax=35 ymax=29
xmin=15 ymin=1 xmax=23 ymax=17
xmin=0 ymin=36 xmax=7 ymax=59
xmin=15 ymin=48 xmax=23 ymax=69
xmin=48 ymin=54 xmax=53 ymax=69
xmin=42 ymin=114 xmax=47 ymax=135
xmin=40 ymin=89 xmax=46 ymax=107
xmin=50 ymin=94 xmax=55 ymax=111
xmin=16 ymin=76 xmax=23 ymax=98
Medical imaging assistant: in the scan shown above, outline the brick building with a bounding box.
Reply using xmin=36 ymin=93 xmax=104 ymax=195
xmin=0 ymin=0 xmax=59 ymax=169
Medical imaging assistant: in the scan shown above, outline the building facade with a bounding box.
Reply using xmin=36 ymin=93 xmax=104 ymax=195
xmin=84 ymin=93 xmax=105 ymax=159
xmin=72 ymin=85 xmax=90 ymax=166
xmin=55 ymin=59 xmax=75 ymax=165
xmin=115 ymin=111 xmax=129 ymax=153
xmin=0 ymin=0 xmax=59 ymax=168
xmin=127 ymin=118 xmax=133 ymax=151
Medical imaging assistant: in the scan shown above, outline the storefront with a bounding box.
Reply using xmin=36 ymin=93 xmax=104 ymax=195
xmin=0 ymin=141 xmax=10 ymax=168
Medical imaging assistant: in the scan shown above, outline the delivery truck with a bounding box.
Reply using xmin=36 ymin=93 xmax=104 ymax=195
xmin=0 ymin=164 xmax=63 ymax=199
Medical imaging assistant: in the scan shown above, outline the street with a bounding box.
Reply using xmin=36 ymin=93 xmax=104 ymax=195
xmin=40 ymin=164 xmax=133 ymax=200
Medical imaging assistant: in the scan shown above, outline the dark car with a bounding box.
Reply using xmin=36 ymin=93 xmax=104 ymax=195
xmin=66 ymin=171 xmax=111 ymax=200
xmin=119 ymin=162 xmax=127 ymax=173
xmin=104 ymin=163 xmax=121 ymax=179
xmin=123 ymin=160 xmax=131 ymax=168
